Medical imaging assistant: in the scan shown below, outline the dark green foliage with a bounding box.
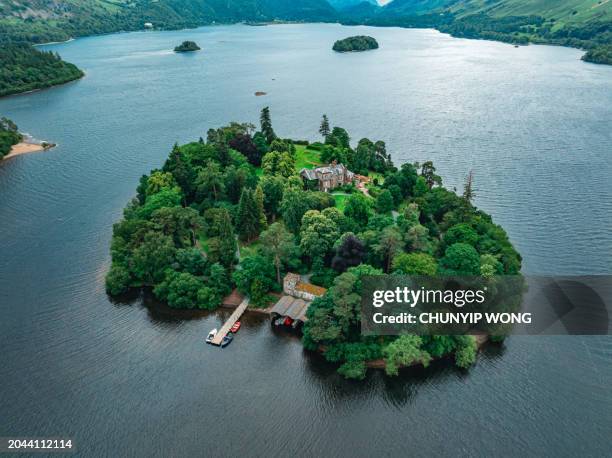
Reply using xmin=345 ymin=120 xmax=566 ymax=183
xmin=319 ymin=114 xmax=330 ymax=138
xmin=376 ymin=189 xmax=394 ymax=214
xmin=260 ymin=175 xmax=284 ymax=220
xmin=260 ymin=106 xmax=276 ymax=144
xmin=331 ymin=233 xmax=366 ymax=272
xmin=582 ymin=45 xmax=612 ymax=65
xmin=174 ymin=41 xmax=200 ymax=52
xmin=229 ymin=133 xmax=262 ymax=166
xmin=236 ymin=188 xmax=264 ymax=242
xmin=439 ymin=243 xmax=481 ymax=275
xmin=232 ymin=254 xmax=277 ymax=306
xmin=332 ymin=35 xmax=379 ymax=52
xmin=325 ymin=127 xmax=350 ymax=149
xmin=0 ymin=43 xmax=83 ymax=97
xmin=344 ymin=193 xmax=371 ymax=229
xmin=0 ymin=117 xmax=21 ymax=159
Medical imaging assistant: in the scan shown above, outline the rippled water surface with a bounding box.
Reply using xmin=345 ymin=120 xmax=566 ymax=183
xmin=0 ymin=24 xmax=611 ymax=456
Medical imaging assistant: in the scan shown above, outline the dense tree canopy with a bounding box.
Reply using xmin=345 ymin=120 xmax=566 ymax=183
xmin=107 ymin=108 xmax=521 ymax=379
xmin=0 ymin=44 xmax=83 ymax=98
xmin=332 ymin=35 xmax=379 ymax=52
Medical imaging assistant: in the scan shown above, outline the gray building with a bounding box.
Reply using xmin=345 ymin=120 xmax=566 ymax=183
xmin=300 ymin=162 xmax=355 ymax=192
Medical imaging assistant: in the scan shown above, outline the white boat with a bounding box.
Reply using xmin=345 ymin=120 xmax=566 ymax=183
xmin=205 ymin=328 xmax=218 ymax=344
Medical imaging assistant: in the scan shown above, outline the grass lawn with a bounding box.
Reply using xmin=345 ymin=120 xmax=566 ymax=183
xmin=295 ymin=144 xmax=323 ymax=170
xmin=332 ymin=192 xmax=349 ymax=211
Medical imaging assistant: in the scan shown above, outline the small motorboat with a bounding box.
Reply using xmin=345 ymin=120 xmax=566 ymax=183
xmin=205 ymin=328 xmax=218 ymax=344
xmin=274 ymin=317 xmax=285 ymax=326
xmin=230 ymin=321 xmax=241 ymax=333
xmin=221 ymin=333 xmax=234 ymax=348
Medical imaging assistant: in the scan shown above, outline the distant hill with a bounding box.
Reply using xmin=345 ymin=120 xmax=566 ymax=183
xmin=382 ymin=0 xmax=456 ymax=16
xmin=328 ymin=0 xmax=379 ymax=11
xmin=0 ymin=0 xmax=337 ymax=44
xmin=347 ymin=0 xmax=611 ymax=64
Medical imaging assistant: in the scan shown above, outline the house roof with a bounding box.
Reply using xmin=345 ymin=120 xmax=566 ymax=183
xmin=301 ymin=163 xmax=352 ymax=180
xmin=300 ymin=168 xmax=318 ymax=180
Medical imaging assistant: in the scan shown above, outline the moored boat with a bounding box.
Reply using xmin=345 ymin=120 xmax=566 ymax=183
xmin=205 ymin=328 xmax=218 ymax=344
xmin=221 ymin=333 xmax=234 ymax=347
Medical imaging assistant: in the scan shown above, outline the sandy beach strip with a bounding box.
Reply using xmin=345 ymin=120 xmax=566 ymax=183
xmin=3 ymin=142 xmax=48 ymax=160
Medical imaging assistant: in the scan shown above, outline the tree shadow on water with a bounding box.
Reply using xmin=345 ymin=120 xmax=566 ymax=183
xmin=301 ymin=345 xmax=503 ymax=409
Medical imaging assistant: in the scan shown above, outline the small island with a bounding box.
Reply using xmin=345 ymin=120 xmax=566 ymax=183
xmin=333 ymin=35 xmax=379 ymax=53
xmin=106 ymin=108 xmax=521 ymax=379
xmin=174 ymin=41 xmax=201 ymax=53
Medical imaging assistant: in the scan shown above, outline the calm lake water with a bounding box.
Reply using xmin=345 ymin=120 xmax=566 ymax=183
xmin=1 ymin=24 xmax=611 ymax=456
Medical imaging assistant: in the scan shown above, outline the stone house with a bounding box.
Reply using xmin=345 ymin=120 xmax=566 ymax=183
xmin=283 ymin=273 xmax=327 ymax=302
xmin=300 ymin=161 xmax=355 ymax=192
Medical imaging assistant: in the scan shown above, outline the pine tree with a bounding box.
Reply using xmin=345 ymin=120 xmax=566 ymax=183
xmin=236 ymin=189 xmax=260 ymax=242
xmin=319 ymin=114 xmax=330 ymax=139
xmin=216 ymin=209 xmax=237 ymax=267
xmin=260 ymin=106 xmax=276 ymax=144
xmin=463 ymin=170 xmax=476 ymax=203
xmin=255 ymin=185 xmax=267 ymax=230
xmin=217 ymin=140 xmax=231 ymax=166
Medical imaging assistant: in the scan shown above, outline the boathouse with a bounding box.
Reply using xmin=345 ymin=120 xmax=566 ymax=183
xmin=270 ymin=274 xmax=327 ymax=328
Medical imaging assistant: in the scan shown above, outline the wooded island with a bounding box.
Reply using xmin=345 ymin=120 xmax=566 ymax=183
xmin=333 ymin=35 xmax=379 ymax=52
xmin=174 ymin=41 xmax=201 ymax=52
xmin=107 ymin=108 xmax=521 ymax=379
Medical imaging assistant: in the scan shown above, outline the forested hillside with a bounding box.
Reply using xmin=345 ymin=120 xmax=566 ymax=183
xmin=0 ymin=0 xmax=336 ymax=45
xmin=347 ymin=0 xmax=612 ymax=64
xmin=0 ymin=43 xmax=84 ymax=97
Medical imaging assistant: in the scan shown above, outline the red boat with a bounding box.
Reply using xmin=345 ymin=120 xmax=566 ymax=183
xmin=230 ymin=321 xmax=241 ymax=333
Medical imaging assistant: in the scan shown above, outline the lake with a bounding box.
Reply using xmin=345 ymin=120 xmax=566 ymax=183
xmin=0 ymin=24 xmax=611 ymax=456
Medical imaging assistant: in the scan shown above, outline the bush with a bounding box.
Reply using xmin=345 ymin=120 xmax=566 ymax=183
xmin=337 ymin=360 xmax=367 ymax=380
xmin=105 ymin=264 xmax=131 ymax=295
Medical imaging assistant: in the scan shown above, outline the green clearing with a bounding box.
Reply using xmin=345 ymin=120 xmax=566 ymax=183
xmin=295 ymin=144 xmax=323 ymax=170
xmin=332 ymin=192 xmax=349 ymax=211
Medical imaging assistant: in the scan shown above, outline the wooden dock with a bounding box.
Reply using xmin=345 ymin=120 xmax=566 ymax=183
xmin=210 ymin=297 xmax=249 ymax=346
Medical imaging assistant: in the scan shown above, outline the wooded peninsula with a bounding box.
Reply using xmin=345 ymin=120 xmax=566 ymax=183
xmin=106 ymin=108 xmax=521 ymax=379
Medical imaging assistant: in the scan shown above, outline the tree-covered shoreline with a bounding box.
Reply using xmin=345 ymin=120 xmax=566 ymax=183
xmin=0 ymin=44 xmax=84 ymax=98
xmin=107 ymin=108 xmax=521 ymax=379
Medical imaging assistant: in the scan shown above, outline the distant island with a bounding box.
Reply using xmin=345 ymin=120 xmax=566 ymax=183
xmin=333 ymin=35 xmax=379 ymax=52
xmin=106 ymin=107 xmax=521 ymax=379
xmin=174 ymin=41 xmax=201 ymax=53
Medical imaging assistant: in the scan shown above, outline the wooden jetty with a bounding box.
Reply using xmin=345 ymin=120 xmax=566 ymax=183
xmin=210 ymin=297 xmax=250 ymax=346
